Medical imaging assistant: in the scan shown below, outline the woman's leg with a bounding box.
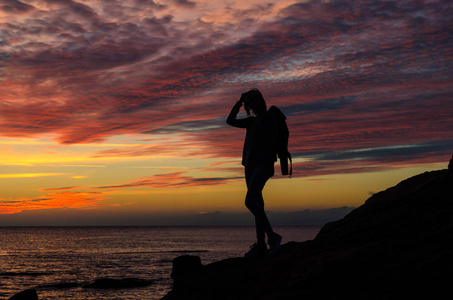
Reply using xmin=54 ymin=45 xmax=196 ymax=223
xmin=245 ymin=166 xmax=274 ymax=242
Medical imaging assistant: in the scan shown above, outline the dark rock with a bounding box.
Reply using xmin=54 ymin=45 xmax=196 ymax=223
xmin=8 ymin=289 xmax=38 ymax=300
xmin=162 ymin=167 xmax=453 ymax=300
xmin=449 ymin=154 xmax=453 ymax=170
xmin=38 ymin=282 xmax=79 ymax=289
xmin=83 ymin=278 xmax=152 ymax=289
xmin=52 ymin=282 xmax=79 ymax=289
xmin=171 ymin=255 xmax=202 ymax=281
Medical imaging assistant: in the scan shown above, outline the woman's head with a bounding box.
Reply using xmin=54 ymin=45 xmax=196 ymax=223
xmin=242 ymin=88 xmax=267 ymax=116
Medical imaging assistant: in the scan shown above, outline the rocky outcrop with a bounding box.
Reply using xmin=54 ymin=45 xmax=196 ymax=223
xmin=171 ymin=255 xmax=202 ymax=281
xmin=8 ymin=289 xmax=38 ymax=300
xmin=163 ymin=166 xmax=453 ymax=300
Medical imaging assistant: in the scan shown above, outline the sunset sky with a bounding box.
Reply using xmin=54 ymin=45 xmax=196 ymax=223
xmin=1 ymin=0 xmax=452 ymax=225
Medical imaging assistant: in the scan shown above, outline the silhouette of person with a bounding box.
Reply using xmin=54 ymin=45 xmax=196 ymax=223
xmin=226 ymin=88 xmax=282 ymax=257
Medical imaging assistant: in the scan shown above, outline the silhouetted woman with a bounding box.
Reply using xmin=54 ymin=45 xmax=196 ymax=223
xmin=226 ymin=88 xmax=282 ymax=257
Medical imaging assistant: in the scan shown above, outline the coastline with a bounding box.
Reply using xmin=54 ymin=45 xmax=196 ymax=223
xmin=163 ymin=167 xmax=453 ymax=299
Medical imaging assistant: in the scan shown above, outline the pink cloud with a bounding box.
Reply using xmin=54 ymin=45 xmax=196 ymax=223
xmin=97 ymin=171 xmax=242 ymax=190
xmin=0 ymin=0 xmax=451 ymax=171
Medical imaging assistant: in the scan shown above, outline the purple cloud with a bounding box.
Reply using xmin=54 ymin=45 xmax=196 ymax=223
xmin=0 ymin=0 xmax=451 ymax=175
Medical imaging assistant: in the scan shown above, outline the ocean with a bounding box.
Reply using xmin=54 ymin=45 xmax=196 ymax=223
xmin=0 ymin=226 xmax=321 ymax=299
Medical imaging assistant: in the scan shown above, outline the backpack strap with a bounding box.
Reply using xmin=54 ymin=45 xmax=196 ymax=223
xmin=288 ymin=152 xmax=292 ymax=178
xmin=281 ymin=150 xmax=292 ymax=178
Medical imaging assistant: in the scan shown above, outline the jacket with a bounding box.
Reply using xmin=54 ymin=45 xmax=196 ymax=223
xmin=226 ymin=101 xmax=277 ymax=168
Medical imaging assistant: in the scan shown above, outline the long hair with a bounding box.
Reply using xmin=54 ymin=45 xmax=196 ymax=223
xmin=243 ymin=88 xmax=267 ymax=117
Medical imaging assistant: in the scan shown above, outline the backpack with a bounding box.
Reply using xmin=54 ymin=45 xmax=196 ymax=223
xmin=267 ymin=106 xmax=292 ymax=177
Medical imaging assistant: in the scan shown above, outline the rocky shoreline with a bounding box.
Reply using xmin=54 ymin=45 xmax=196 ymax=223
xmin=163 ymin=160 xmax=453 ymax=299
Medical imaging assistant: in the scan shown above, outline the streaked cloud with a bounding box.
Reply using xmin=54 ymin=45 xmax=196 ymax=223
xmin=0 ymin=191 xmax=109 ymax=214
xmin=0 ymin=173 xmax=63 ymax=178
xmin=0 ymin=0 xmax=452 ymax=220
xmin=97 ymin=171 xmax=242 ymax=190
xmin=40 ymin=186 xmax=81 ymax=191
xmin=0 ymin=0 xmax=34 ymax=13
xmin=1 ymin=0 xmax=451 ymax=160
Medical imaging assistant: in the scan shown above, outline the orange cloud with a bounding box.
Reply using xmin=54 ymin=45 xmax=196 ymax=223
xmin=0 ymin=173 xmax=63 ymax=178
xmin=40 ymin=186 xmax=81 ymax=191
xmin=0 ymin=192 xmax=109 ymax=215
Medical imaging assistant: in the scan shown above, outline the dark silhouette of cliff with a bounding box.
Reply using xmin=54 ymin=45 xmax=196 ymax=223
xmin=163 ymin=160 xmax=453 ymax=300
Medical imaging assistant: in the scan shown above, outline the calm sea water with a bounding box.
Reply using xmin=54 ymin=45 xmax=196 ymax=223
xmin=0 ymin=226 xmax=321 ymax=299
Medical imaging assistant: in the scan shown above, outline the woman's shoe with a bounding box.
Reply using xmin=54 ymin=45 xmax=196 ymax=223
xmin=268 ymin=233 xmax=282 ymax=254
xmin=244 ymin=242 xmax=269 ymax=257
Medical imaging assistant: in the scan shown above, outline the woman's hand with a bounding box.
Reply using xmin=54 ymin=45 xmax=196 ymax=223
xmin=239 ymin=93 xmax=246 ymax=103
xmin=239 ymin=93 xmax=246 ymax=104
xmin=236 ymin=93 xmax=245 ymax=107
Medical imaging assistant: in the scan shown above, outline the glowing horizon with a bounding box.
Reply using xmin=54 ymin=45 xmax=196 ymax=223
xmin=0 ymin=0 xmax=452 ymax=224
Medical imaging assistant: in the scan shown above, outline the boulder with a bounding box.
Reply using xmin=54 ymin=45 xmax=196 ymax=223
xmin=170 ymin=255 xmax=202 ymax=281
xmin=8 ymin=289 xmax=38 ymax=300
xmin=38 ymin=282 xmax=79 ymax=289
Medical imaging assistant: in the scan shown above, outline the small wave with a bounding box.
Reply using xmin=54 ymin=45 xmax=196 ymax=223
xmin=155 ymin=259 xmax=173 ymax=263
xmin=1 ymin=271 xmax=53 ymax=277
xmin=107 ymin=249 xmax=209 ymax=255
xmin=166 ymin=250 xmax=209 ymax=253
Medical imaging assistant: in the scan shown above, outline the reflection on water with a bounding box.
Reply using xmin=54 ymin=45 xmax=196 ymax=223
xmin=0 ymin=226 xmax=320 ymax=299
